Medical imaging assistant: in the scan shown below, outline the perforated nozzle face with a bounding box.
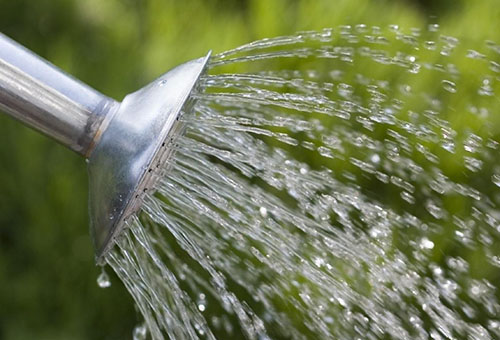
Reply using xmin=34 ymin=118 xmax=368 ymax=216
xmin=87 ymin=52 xmax=211 ymax=264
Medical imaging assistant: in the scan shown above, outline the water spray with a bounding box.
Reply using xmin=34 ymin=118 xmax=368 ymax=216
xmin=0 ymin=33 xmax=211 ymax=263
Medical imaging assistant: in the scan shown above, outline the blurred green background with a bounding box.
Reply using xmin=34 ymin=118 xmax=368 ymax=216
xmin=0 ymin=0 xmax=499 ymax=339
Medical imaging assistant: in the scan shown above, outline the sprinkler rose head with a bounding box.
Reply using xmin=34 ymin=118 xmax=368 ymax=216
xmin=0 ymin=33 xmax=210 ymax=263
xmin=88 ymin=52 xmax=211 ymax=263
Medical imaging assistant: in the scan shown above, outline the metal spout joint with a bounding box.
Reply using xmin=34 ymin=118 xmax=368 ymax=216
xmin=0 ymin=33 xmax=117 ymax=156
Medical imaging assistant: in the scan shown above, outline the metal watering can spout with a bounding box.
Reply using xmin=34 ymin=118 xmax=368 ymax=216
xmin=0 ymin=33 xmax=211 ymax=263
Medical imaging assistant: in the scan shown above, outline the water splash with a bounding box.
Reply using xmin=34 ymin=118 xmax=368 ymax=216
xmin=105 ymin=26 xmax=500 ymax=339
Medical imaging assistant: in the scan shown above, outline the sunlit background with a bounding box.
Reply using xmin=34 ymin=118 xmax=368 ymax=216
xmin=0 ymin=0 xmax=499 ymax=339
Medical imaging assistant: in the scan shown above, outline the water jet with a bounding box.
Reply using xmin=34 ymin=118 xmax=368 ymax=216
xmin=2 ymin=26 xmax=500 ymax=339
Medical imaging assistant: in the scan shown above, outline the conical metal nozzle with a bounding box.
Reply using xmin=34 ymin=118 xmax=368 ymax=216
xmin=0 ymin=33 xmax=210 ymax=263
xmin=89 ymin=52 xmax=211 ymax=263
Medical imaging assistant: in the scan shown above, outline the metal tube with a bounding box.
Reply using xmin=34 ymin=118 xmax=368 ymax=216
xmin=0 ymin=33 xmax=118 ymax=156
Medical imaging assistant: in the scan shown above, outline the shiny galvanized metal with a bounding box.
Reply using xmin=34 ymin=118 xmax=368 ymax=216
xmin=89 ymin=53 xmax=210 ymax=263
xmin=0 ymin=33 xmax=118 ymax=156
xmin=0 ymin=33 xmax=210 ymax=262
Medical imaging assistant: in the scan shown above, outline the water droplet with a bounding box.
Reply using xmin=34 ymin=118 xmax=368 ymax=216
xmin=337 ymin=297 xmax=347 ymax=307
xmin=159 ymin=79 xmax=168 ymax=86
xmin=133 ymin=323 xmax=147 ymax=340
xmin=299 ymin=167 xmax=308 ymax=175
xmin=463 ymin=133 xmax=482 ymax=153
xmin=469 ymin=281 xmax=485 ymax=298
xmin=490 ymin=61 xmax=500 ymax=73
xmin=432 ymin=266 xmax=443 ymax=276
xmin=419 ymin=237 xmax=434 ymax=250
xmin=478 ymin=77 xmax=494 ymax=96
xmin=492 ymin=174 xmax=500 ymax=187
xmin=440 ymin=47 xmax=452 ymax=56
xmin=400 ymin=84 xmax=412 ymax=94
xmin=466 ymin=49 xmax=485 ymax=59
xmin=425 ymin=200 xmax=444 ymax=219
xmin=442 ymin=80 xmax=457 ymax=93
xmin=464 ymin=156 xmax=482 ymax=172
xmin=313 ymin=257 xmax=325 ymax=267
xmin=329 ymin=70 xmax=344 ymax=81
xmin=369 ymin=227 xmax=382 ymax=238
xmin=441 ymin=141 xmax=455 ymax=153
xmin=446 ymin=257 xmax=469 ymax=272
xmin=370 ymin=154 xmax=380 ymax=164
xmin=388 ymin=24 xmax=399 ymax=32
xmin=355 ymin=24 xmax=367 ymax=33
xmin=491 ymin=255 xmax=500 ymax=268
xmin=400 ymin=191 xmax=415 ymax=204
xmin=424 ymin=41 xmax=436 ymax=50
xmin=324 ymin=316 xmax=334 ymax=324
xmin=488 ymin=320 xmax=500 ymax=334
xmin=409 ymin=63 xmax=421 ymax=74
xmin=97 ymin=268 xmax=111 ymax=288
xmin=337 ymin=83 xmax=354 ymax=98
xmin=198 ymin=304 xmax=206 ymax=312
xmin=375 ymin=171 xmax=389 ymax=183
xmin=319 ymin=28 xmax=333 ymax=42
xmin=428 ymin=23 xmax=440 ymax=32
xmin=487 ymin=138 xmax=499 ymax=149
xmin=259 ymin=207 xmax=268 ymax=218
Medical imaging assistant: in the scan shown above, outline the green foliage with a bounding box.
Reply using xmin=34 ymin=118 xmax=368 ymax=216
xmin=0 ymin=0 xmax=498 ymax=338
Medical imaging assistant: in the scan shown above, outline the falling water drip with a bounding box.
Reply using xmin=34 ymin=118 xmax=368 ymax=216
xmin=133 ymin=323 xmax=148 ymax=340
xmin=97 ymin=267 xmax=111 ymax=289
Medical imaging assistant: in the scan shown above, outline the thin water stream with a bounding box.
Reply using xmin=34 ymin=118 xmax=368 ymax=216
xmin=104 ymin=26 xmax=500 ymax=339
